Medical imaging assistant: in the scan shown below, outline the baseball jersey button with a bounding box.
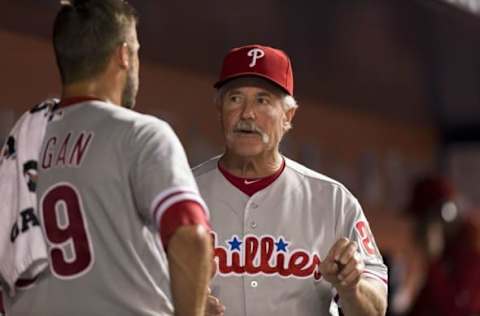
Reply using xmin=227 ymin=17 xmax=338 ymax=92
xmin=250 ymin=221 xmax=257 ymax=228
xmin=250 ymin=280 xmax=258 ymax=288
xmin=251 ymin=203 xmax=258 ymax=209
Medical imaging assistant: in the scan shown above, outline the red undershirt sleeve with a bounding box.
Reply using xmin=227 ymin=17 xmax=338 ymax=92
xmin=159 ymin=200 xmax=211 ymax=251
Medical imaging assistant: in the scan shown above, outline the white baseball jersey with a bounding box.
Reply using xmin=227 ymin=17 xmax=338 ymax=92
xmin=193 ymin=156 xmax=387 ymax=316
xmin=5 ymin=99 xmax=207 ymax=316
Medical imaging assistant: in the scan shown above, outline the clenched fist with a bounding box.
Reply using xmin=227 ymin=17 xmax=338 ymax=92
xmin=319 ymin=237 xmax=365 ymax=293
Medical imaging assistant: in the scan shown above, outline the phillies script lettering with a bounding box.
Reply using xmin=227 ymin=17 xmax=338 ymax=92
xmin=213 ymin=233 xmax=323 ymax=280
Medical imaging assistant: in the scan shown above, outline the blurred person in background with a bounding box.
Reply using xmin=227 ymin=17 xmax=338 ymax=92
xmin=406 ymin=176 xmax=480 ymax=316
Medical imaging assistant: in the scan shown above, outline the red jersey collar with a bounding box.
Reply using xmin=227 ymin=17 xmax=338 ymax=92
xmin=218 ymin=158 xmax=286 ymax=196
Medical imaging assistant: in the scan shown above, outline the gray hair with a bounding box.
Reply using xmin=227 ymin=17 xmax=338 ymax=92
xmin=283 ymin=94 xmax=298 ymax=111
xmin=214 ymin=85 xmax=299 ymax=111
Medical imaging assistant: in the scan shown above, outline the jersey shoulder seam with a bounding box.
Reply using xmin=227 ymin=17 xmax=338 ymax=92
xmin=284 ymin=157 xmax=358 ymax=201
xmin=192 ymin=155 xmax=222 ymax=177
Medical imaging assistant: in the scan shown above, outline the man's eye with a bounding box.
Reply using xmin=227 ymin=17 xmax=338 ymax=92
xmin=257 ymin=97 xmax=270 ymax=105
xmin=229 ymin=95 xmax=242 ymax=103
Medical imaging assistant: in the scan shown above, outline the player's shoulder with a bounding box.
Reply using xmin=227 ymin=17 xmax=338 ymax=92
xmin=93 ymin=103 xmax=166 ymax=128
xmin=284 ymin=157 xmax=356 ymax=198
xmin=284 ymin=157 xmax=341 ymax=185
xmin=192 ymin=155 xmax=222 ymax=178
xmin=89 ymin=103 xmax=174 ymax=139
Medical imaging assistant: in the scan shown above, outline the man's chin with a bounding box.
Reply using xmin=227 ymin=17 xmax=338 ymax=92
xmin=228 ymin=144 xmax=265 ymax=158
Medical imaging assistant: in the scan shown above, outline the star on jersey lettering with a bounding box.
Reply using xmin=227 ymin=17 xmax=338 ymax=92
xmin=275 ymin=237 xmax=289 ymax=252
xmin=227 ymin=236 xmax=242 ymax=251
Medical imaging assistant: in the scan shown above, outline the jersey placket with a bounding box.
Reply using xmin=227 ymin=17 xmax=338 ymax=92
xmin=243 ymin=192 xmax=264 ymax=316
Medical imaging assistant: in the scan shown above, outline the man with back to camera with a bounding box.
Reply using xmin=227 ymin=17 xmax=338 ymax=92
xmin=194 ymin=44 xmax=388 ymax=316
xmin=1 ymin=0 xmax=212 ymax=315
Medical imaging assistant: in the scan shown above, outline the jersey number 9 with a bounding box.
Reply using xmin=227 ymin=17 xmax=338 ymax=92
xmin=40 ymin=182 xmax=94 ymax=279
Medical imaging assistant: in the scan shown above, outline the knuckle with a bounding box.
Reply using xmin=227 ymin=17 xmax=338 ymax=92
xmin=349 ymin=242 xmax=357 ymax=251
xmin=353 ymin=251 xmax=362 ymax=262
xmin=339 ymin=237 xmax=350 ymax=246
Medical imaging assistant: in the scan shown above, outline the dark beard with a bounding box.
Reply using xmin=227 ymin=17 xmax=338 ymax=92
xmin=121 ymin=70 xmax=137 ymax=109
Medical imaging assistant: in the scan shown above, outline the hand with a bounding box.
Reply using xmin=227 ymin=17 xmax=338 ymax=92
xmin=205 ymin=288 xmax=225 ymax=316
xmin=168 ymin=225 xmax=212 ymax=316
xmin=319 ymin=237 xmax=364 ymax=293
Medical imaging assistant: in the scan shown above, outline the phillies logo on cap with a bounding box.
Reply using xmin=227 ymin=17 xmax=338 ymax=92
xmin=247 ymin=48 xmax=265 ymax=67
xmin=214 ymin=44 xmax=294 ymax=96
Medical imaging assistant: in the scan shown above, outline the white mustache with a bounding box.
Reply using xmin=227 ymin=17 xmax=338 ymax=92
xmin=234 ymin=121 xmax=261 ymax=133
xmin=232 ymin=121 xmax=269 ymax=144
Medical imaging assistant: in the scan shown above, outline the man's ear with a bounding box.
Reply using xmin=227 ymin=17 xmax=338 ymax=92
xmin=117 ymin=42 xmax=130 ymax=69
xmin=283 ymin=107 xmax=297 ymax=131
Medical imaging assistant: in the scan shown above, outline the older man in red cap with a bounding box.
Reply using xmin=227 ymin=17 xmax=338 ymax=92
xmin=195 ymin=44 xmax=388 ymax=316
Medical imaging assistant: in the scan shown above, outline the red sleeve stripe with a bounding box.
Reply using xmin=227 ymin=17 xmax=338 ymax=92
xmin=152 ymin=191 xmax=208 ymax=228
xmin=150 ymin=186 xmax=197 ymax=212
xmin=150 ymin=187 xmax=208 ymax=216
xmin=362 ymin=270 xmax=388 ymax=286
xmin=154 ymin=193 xmax=206 ymax=228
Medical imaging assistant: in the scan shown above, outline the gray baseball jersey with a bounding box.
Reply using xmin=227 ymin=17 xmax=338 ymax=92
xmin=5 ymin=100 xmax=207 ymax=316
xmin=193 ymin=156 xmax=387 ymax=316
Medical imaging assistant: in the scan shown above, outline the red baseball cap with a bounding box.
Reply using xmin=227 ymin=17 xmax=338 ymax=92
xmin=214 ymin=44 xmax=294 ymax=95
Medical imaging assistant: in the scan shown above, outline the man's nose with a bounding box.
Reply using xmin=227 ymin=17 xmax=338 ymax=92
xmin=240 ymin=99 xmax=256 ymax=120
